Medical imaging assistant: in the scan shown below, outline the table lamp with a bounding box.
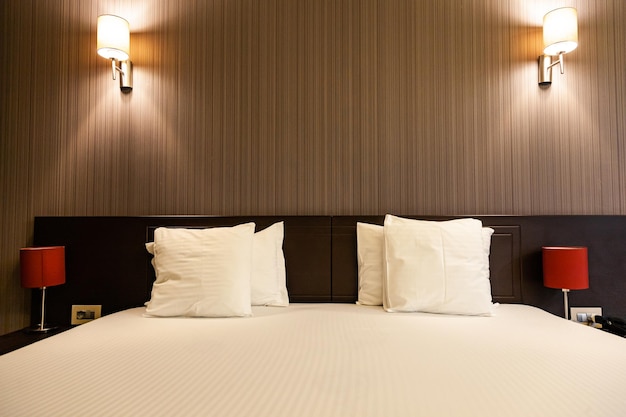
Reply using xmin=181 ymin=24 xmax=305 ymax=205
xmin=20 ymin=246 xmax=66 ymax=333
xmin=542 ymin=246 xmax=589 ymax=319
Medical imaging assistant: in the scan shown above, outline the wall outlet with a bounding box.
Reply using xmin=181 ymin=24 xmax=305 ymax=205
xmin=71 ymin=305 xmax=102 ymax=325
xmin=570 ymin=307 xmax=602 ymax=325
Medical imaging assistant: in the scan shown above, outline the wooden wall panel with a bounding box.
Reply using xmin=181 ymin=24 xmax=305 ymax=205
xmin=1 ymin=0 xmax=626 ymax=333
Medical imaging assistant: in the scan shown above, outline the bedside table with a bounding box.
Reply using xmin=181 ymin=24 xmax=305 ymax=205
xmin=0 ymin=325 xmax=73 ymax=355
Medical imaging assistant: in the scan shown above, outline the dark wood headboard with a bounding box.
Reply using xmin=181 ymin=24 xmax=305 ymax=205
xmin=32 ymin=215 xmax=626 ymax=325
xmin=329 ymin=215 xmax=626 ymax=318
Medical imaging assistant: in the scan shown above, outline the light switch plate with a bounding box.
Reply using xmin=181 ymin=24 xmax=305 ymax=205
xmin=71 ymin=305 xmax=102 ymax=325
xmin=570 ymin=307 xmax=602 ymax=325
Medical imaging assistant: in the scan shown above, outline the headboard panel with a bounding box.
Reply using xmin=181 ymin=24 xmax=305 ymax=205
xmin=331 ymin=215 xmax=626 ymax=318
xmin=32 ymin=215 xmax=626 ymax=325
xmin=330 ymin=216 xmax=522 ymax=304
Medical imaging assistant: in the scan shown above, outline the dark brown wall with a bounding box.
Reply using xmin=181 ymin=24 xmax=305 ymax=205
xmin=1 ymin=0 xmax=625 ymax=334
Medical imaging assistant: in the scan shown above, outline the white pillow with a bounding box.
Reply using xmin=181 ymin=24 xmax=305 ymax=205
xmin=252 ymin=222 xmax=289 ymax=306
xmin=356 ymin=219 xmax=494 ymax=307
xmin=383 ymin=215 xmax=493 ymax=315
xmin=480 ymin=227 xmax=494 ymax=284
xmin=356 ymin=222 xmax=384 ymax=305
xmin=145 ymin=223 xmax=255 ymax=317
xmin=145 ymin=222 xmax=289 ymax=310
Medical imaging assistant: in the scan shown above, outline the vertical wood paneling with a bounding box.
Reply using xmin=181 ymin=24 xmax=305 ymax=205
xmin=275 ymin=0 xmax=298 ymax=214
xmin=358 ymin=0 xmax=379 ymax=213
xmin=0 ymin=0 xmax=34 ymax=333
xmin=616 ymin=1 xmax=626 ymax=213
xmin=2 ymin=0 xmax=626 ymax=333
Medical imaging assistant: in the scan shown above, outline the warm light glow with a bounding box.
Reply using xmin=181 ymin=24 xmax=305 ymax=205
xmin=543 ymin=7 xmax=578 ymax=56
xmin=97 ymin=15 xmax=130 ymax=61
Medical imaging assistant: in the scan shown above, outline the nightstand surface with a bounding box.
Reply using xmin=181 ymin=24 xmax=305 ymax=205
xmin=0 ymin=326 xmax=73 ymax=355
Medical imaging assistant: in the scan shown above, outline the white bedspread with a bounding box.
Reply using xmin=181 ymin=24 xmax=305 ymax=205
xmin=1 ymin=304 xmax=625 ymax=417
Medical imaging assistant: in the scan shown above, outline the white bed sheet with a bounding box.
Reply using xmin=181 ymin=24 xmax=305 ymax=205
xmin=1 ymin=304 xmax=625 ymax=417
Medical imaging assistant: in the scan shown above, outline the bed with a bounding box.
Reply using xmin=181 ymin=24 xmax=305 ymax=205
xmin=1 ymin=215 xmax=626 ymax=417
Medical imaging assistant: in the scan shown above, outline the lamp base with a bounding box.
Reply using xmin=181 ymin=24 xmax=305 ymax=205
xmin=23 ymin=324 xmax=59 ymax=334
xmin=562 ymin=288 xmax=570 ymax=320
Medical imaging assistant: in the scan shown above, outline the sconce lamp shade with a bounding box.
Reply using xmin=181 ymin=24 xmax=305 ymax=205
xmin=20 ymin=246 xmax=66 ymax=289
xmin=542 ymin=246 xmax=588 ymax=290
xmin=97 ymin=15 xmax=130 ymax=61
xmin=543 ymin=7 xmax=578 ymax=56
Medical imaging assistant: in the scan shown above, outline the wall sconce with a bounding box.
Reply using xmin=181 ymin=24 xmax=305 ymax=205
xmin=538 ymin=7 xmax=578 ymax=86
xmin=97 ymin=14 xmax=133 ymax=92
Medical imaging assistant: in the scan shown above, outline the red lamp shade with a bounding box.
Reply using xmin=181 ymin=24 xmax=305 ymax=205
xmin=20 ymin=246 xmax=66 ymax=289
xmin=542 ymin=246 xmax=589 ymax=290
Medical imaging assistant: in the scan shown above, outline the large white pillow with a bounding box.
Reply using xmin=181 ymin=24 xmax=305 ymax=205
xmin=145 ymin=223 xmax=255 ymax=317
xmin=356 ymin=219 xmax=494 ymax=307
xmin=252 ymin=222 xmax=289 ymax=306
xmin=383 ymin=215 xmax=493 ymax=315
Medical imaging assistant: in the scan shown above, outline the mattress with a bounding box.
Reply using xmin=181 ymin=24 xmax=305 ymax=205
xmin=1 ymin=304 xmax=625 ymax=417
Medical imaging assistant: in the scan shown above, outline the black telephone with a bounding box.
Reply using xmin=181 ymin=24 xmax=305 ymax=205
xmin=595 ymin=316 xmax=626 ymax=337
